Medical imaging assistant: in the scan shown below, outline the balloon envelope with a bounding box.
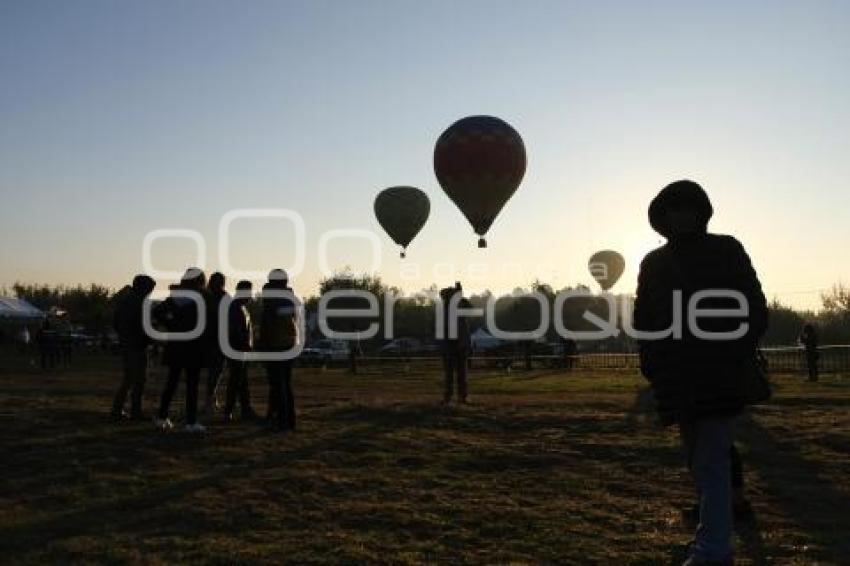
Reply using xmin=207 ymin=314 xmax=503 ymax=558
xmin=374 ymin=186 xmax=430 ymax=257
xmin=433 ymin=115 xmax=526 ymax=247
xmin=588 ymin=250 xmax=625 ymax=291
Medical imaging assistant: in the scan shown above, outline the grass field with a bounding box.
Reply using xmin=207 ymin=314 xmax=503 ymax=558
xmin=1 ymin=353 xmax=849 ymax=564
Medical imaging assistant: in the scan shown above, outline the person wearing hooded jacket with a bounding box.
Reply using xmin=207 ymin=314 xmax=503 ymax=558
xmin=204 ymin=272 xmax=229 ymax=418
xmin=111 ymin=274 xmax=156 ymax=420
xmin=259 ymin=269 xmax=299 ymax=431
xmin=153 ymin=268 xmax=210 ymax=433
xmin=633 ymin=180 xmax=768 ymax=565
xmin=224 ymin=279 xmax=258 ymax=422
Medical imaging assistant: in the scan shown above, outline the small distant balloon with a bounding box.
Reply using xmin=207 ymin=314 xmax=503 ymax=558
xmin=374 ymin=186 xmax=430 ymax=258
xmin=433 ymin=115 xmax=526 ymax=248
xmin=588 ymin=250 xmax=625 ymax=291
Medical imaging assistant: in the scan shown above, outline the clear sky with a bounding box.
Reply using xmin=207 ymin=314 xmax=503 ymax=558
xmin=1 ymin=0 xmax=848 ymax=310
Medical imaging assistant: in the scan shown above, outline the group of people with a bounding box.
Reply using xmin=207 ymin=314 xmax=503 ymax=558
xmin=110 ymin=268 xmax=298 ymax=433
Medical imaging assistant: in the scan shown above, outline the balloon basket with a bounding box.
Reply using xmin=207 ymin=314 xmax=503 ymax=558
xmin=400 ymin=250 xmax=406 ymax=258
xmin=478 ymin=237 xmax=487 ymax=248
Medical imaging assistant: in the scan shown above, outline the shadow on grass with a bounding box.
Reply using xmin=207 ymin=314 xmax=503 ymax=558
xmin=738 ymin=411 xmax=850 ymax=562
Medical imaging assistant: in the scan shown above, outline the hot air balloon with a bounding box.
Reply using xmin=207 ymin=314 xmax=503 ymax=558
xmin=433 ymin=115 xmax=526 ymax=248
xmin=373 ymin=186 xmax=430 ymax=258
xmin=588 ymin=250 xmax=625 ymax=291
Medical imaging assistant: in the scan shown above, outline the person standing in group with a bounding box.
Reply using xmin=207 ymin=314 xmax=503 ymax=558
xmin=111 ymin=274 xmax=156 ymax=421
xmin=17 ymin=325 xmax=31 ymax=353
xmin=439 ymin=282 xmax=471 ymax=404
xmin=59 ymin=328 xmax=73 ymax=368
xmin=153 ymin=268 xmax=209 ymax=433
xmin=204 ymin=272 xmax=229 ymax=418
xmin=36 ymin=319 xmax=58 ymax=371
xmin=259 ymin=269 xmax=299 ymax=432
xmin=799 ymin=323 xmax=819 ymax=382
xmin=633 ymin=180 xmax=768 ymax=566
xmin=17 ymin=325 xmax=33 ymax=366
xmin=561 ymin=337 xmax=577 ymax=371
xmin=224 ymin=280 xmax=258 ymax=423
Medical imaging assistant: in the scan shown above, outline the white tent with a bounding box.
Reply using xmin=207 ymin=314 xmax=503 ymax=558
xmin=0 ymin=298 xmax=45 ymax=321
xmin=470 ymin=327 xmax=502 ymax=351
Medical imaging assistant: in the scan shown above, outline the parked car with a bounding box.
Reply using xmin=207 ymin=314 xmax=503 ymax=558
xmin=300 ymin=339 xmax=350 ymax=364
xmin=379 ymin=337 xmax=422 ymax=356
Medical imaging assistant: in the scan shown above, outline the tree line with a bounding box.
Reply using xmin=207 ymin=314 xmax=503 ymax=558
xmin=5 ymin=278 xmax=850 ymax=348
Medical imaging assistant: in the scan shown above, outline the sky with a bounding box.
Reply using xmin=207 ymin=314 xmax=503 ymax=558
xmin=1 ymin=0 xmax=848 ymax=310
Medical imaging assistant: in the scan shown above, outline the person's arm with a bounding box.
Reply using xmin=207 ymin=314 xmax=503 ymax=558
xmin=633 ymin=256 xmax=656 ymax=381
xmin=730 ymin=238 xmax=768 ymax=343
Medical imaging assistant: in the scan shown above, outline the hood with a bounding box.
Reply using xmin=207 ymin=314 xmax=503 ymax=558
xmin=648 ymin=180 xmax=713 ymax=239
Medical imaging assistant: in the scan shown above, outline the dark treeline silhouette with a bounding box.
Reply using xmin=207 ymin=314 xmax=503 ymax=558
xmin=5 ymin=280 xmax=850 ymax=349
xmin=8 ymin=283 xmax=112 ymax=333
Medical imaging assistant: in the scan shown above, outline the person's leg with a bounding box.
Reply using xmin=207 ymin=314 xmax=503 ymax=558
xmin=158 ymin=365 xmax=181 ymax=419
xmin=111 ymin=349 xmax=134 ymax=416
xmin=266 ymin=363 xmax=282 ymax=424
xmin=442 ymin=354 xmax=455 ymax=403
xmin=281 ymin=361 xmax=295 ymax=430
xmin=807 ymin=353 xmax=819 ymax=382
xmin=681 ymin=417 xmax=734 ymax=561
xmin=239 ymin=362 xmax=254 ymax=417
xmin=206 ymin=354 xmax=224 ymax=414
xmin=130 ymin=348 xmax=147 ymax=417
xmin=185 ymin=366 xmax=201 ymax=425
xmin=730 ymin=443 xmax=744 ymax=494
xmin=729 ymin=442 xmax=755 ymax=523
xmin=225 ymin=359 xmax=240 ymax=416
xmin=457 ymin=353 xmax=468 ymax=402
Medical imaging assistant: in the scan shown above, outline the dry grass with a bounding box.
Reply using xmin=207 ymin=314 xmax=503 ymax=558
xmin=0 ymin=352 xmax=848 ymax=564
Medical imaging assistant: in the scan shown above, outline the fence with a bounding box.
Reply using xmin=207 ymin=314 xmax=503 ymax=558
xmin=760 ymin=345 xmax=850 ymax=374
xmin=345 ymin=345 xmax=850 ymax=375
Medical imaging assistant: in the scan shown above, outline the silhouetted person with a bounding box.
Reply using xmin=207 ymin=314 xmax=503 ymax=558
xmin=440 ymin=282 xmax=471 ymax=404
xmin=259 ymin=269 xmax=298 ymax=431
xmin=205 ymin=272 xmax=228 ymax=417
xmin=224 ymin=280 xmax=257 ymax=422
xmin=59 ymin=329 xmax=72 ymax=368
xmin=633 ymin=180 xmax=768 ymax=565
xmin=799 ymin=323 xmax=819 ymax=382
xmin=348 ymin=340 xmax=358 ymax=374
xmin=111 ymin=274 xmax=156 ymax=420
xmin=154 ymin=268 xmax=209 ymax=433
xmin=17 ymin=325 xmax=31 ymax=355
xmin=36 ymin=319 xmax=58 ymax=371
xmin=562 ymin=337 xmax=577 ymax=370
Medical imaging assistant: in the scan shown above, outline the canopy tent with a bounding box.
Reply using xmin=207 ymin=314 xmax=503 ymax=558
xmin=470 ymin=327 xmax=503 ymax=351
xmin=0 ymin=298 xmax=45 ymax=321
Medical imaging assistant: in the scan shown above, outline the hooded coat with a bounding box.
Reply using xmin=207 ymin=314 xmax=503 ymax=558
xmin=154 ymin=286 xmax=210 ymax=369
xmin=633 ymin=181 xmax=768 ymax=425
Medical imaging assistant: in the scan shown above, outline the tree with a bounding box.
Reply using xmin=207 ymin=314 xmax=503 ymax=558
xmin=822 ymin=284 xmax=850 ymax=314
xmin=315 ymin=270 xmax=386 ymax=373
xmin=763 ymin=299 xmax=807 ymax=345
xmin=13 ymin=282 xmax=114 ymax=332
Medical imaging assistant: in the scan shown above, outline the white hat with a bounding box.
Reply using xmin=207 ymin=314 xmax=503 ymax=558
xmin=268 ymin=268 xmax=289 ymax=282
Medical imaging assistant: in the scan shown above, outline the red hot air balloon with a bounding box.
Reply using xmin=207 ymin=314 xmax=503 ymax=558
xmin=433 ymin=115 xmax=526 ymax=248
